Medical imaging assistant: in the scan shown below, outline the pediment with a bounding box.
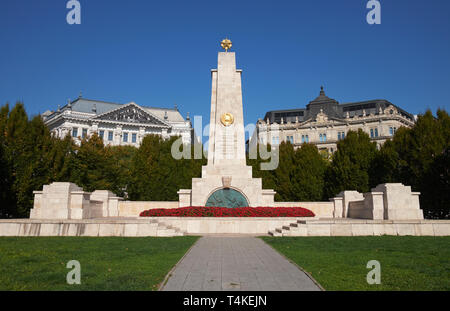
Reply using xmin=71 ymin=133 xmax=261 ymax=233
xmin=94 ymin=103 xmax=169 ymax=126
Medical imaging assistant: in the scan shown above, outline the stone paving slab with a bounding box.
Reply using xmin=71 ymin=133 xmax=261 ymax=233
xmin=161 ymin=237 xmax=321 ymax=291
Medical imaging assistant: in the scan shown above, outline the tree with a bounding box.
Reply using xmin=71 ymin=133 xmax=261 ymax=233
xmin=291 ymin=143 xmax=328 ymax=201
xmin=325 ymin=129 xmax=378 ymax=198
xmin=128 ymin=135 xmax=204 ymax=201
xmin=273 ymin=142 xmax=296 ymax=201
xmin=0 ymin=104 xmax=13 ymax=218
xmin=14 ymin=115 xmax=55 ymax=217
xmin=107 ymin=145 xmax=137 ymax=198
xmin=70 ymin=133 xmax=115 ymax=193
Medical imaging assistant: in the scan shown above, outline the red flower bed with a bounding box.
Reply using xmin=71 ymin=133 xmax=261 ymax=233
xmin=139 ymin=206 xmax=315 ymax=217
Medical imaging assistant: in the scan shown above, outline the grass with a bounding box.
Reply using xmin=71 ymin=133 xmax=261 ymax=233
xmin=261 ymin=236 xmax=450 ymax=291
xmin=0 ymin=236 xmax=199 ymax=290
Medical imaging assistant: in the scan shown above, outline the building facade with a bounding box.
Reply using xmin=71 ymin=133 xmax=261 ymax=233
xmin=250 ymin=87 xmax=416 ymax=154
xmin=42 ymin=96 xmax=194 ymax=146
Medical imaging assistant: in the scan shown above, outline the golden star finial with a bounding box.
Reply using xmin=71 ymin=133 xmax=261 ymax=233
xmin=220 ymin=38 xmax=232 ymax=52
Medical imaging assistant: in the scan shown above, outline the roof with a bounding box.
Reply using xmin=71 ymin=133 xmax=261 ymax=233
xmin=55 ymin=97 xmax=186 ymax=123
xmin=262 ymin=87 xmax=414 ymax=123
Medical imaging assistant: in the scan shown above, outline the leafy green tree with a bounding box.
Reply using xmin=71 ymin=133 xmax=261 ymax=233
xmin=249 ymin=141 xmax=327 ymax=201
xmin=70 ymin=133 xmax=115 ymax=193
xmin=0 ymin=104 xmax=13 ymax=218
xmin=47 ymin=134 xmax=76 ymax=182
xmin=325 ymin=129 xmax=378 ymax=198
xmin=14 ymin=115 xmax=55 ymax=217
xmin=128 ymin=135 xmax=204 ymax=201
xmin=5 ymin=103 xmax=30 ymax=217
xmin=273 ymin=142 xmax=296 ymax=201
xmin=423 ymin=146 xmax=449 ymax=218
xmin=107 ymin=145 xmax=137 ymax=198
xmin=291 ymin=143 xmax=328 ymax=201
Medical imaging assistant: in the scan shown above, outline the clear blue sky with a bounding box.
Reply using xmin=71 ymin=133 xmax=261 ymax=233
xmin=1 ymin=0 xmax=449 ymax=132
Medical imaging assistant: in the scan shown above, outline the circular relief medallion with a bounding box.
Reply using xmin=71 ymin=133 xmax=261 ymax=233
xmin=220 ymin=113 xmax=234 ymax=126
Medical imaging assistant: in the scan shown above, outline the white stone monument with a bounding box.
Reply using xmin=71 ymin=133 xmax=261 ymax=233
xmin=178 ymin=39 xmax=276 ymax=207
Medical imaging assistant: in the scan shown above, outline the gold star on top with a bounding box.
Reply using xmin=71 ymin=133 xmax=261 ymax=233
xmin=220 ymin=38 xmax=232 ymax=52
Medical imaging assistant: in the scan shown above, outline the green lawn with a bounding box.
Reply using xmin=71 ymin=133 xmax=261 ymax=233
xmin=262 ymin=236 xmax=450 ymax=291
xmin=0 ymin=236 xmax=199 ymax=290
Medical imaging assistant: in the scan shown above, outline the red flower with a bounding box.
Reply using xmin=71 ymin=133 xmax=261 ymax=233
xmin=139 ymin=206 xmax=314 ymax=217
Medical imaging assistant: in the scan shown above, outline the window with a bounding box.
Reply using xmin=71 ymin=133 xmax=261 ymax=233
xmin=123 ymin=132 xmax=128 ymax=142
xmin=72 ymin=128 xmax=78 ymax=138
xmin=338 ymin=132 xmax=345 ymax=140
xmin=82 ymin=128 xmax=88 ymax=139
xmin=108 ymin=131 xmax=113 ymax=141
xmin=370 ymin=128 xmax=379 ymax=138
xmin=302 ymin=135 xmax=309 ymax=143
xmin=272 ymin=136 xmax=279 ymax=145
xmin=389 ymin=127 xmax=397 ymax=136
xmin=286 ymin=136 xmax=293 ymax=144
xmin=132 ymin=133 xmax=137 ymax=143
xmin=99 ymin=130 xmax=104 ymax=139
xmin=319 ymin=134 xmax=327 ymax=142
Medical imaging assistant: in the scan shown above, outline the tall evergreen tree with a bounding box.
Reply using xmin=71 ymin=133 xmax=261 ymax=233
xmin=70 ymin=133 xmax=115 ymax=193
xmin=325 ymin=129 xmax=378 ymax=198
xmin=291 ymin=143 xmax=328 ymax=201
xmin=0 ymin=104 xmax=13 ymax=218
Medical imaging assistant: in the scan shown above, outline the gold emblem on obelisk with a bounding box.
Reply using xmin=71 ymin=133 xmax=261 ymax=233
xmin=220 ymin=38 xmax=232 ymax=52
xmin=221 ymin=113 xmax=234 ymax=126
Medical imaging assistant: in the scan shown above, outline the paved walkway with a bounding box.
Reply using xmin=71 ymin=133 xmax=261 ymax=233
xmin=161 ymin=237 xmax=321 ymax=291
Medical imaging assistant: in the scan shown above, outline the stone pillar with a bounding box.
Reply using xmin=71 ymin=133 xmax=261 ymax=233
xmin=262 ymin=190 xmax=276 ymax=206
xmin=178 ymin=189 xmax=192 ymax=207
xmin=90 ymin=190 xmax=123 ymax=217
xmin=114 ymin=126 xmax=122 ymax=145
xmin=91 ymin=123 xmax=99 ymax=136
xmin=363 ymin=191 xmax=384 ymax=220
xmin=138 ymin=127 xmax=146 ymax=144
xmin=180 ymin=49 xmax=276 ymax=208
xmin=373 ymin=183 xmax=424 ymax=220
xmin=330 ymin=197 xmax=344 ymax=218
xmin=337 ymin=190 xmax=364 ymax=218
xmin=71 ymin=191 xmax=92 ymax=219
xmin=30 ymin=182 xmax=90 ymax=220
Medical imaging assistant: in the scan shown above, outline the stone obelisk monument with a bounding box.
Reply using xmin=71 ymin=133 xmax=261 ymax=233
xmin=178 ymin=39 xmax=275 ymax=208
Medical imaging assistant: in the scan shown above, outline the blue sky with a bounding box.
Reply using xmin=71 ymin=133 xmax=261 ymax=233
xmin=1 ymin=0 xmax=449 ymax=136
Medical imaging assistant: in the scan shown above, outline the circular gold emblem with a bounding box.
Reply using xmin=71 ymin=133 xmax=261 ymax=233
xmin=221 ymin=113 xmax=234 ymax=126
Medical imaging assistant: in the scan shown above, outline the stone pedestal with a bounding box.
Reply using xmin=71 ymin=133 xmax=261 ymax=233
xmin=373 ymin=183 xmax=423 ymax=220
xmin=30 ymin=182 xmax=91 ymax=220
xmin=90 ymin=190 xmax=123 ymax=217
xmin=332 ymin=183 xmax=424 ymax=220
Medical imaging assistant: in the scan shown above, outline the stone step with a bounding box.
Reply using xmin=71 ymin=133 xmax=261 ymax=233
xmin=268 ymin=230 xmax=282 ymax=237
xmin=156 ymin=228 xmax=177 ymax=237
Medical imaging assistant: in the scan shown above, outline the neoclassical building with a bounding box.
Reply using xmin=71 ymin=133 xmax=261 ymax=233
xmin=250 ymin=87 xmax=416 ymax=153
xmin=42 ymin=96 xmax=194 ymax=146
